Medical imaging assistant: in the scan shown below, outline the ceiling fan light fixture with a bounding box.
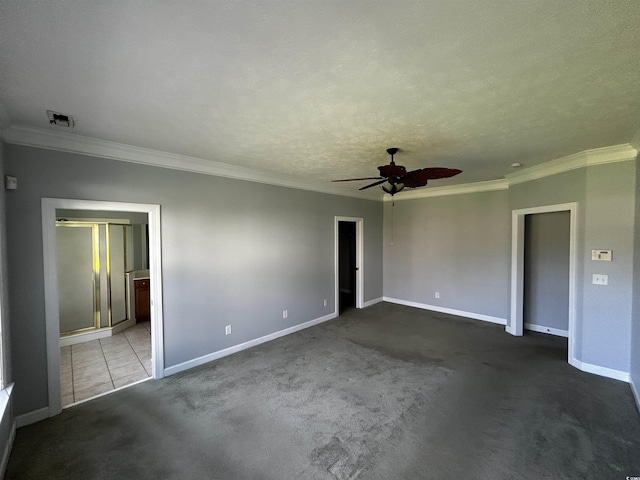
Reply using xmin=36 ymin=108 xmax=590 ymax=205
xmin=382 ymin=183 xmax=405 ymax=195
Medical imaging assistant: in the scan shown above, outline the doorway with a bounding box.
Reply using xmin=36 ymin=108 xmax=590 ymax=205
xmin=509 ymin=202 xmax=577 ymax=364
xmin=42 ymin=199 xmax=164 ymax=417
xmin=523 ymin=211 xmax=570 ymax=337
xmin=338 ymin=222 xmax=357 ymax=313
xmin=54 ymin=211 xmax=152 ymax=406
xmin=334 ymin=217 xmax=364 ymax=314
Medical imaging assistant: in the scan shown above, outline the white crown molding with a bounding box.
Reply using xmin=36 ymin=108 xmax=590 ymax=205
xmin=2 ymin=125 xmax=637 ymax=201
xmin=0 ymin=125 xmax=379 ymax=201
xmin=505 ymin=143 xmax=637 ymax=186
xmin=383 ymin=179 xmax=508 ymax=202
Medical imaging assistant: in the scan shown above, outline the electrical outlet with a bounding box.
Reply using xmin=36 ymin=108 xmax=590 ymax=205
xmin=435 ymin=292 xmax=440 ymax=299
xmin=592 ymin=274 xmax=608 ymax=285
xmin=225 ymin=325 xmax=232 ymax=335
xmin=323 ymin=299 xmax=327 ymax=307
xmin=283 ymin=310 xmax=288 ymax=319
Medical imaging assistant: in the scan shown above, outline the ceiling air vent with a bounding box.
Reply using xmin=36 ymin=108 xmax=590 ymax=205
xmin=47 ymin=110 xmax=75 ymax=127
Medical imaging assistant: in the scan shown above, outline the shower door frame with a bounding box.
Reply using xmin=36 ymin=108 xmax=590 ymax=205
xmin=42 ymin=198 xmax=165 ymax=417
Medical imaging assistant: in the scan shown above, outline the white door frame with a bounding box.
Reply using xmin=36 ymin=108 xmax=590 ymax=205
xmin=42 ymin=198 xmax=164 ymax=417
xmin=334 ymin=217 xmax=364 ymax=313
xmin=509 ymin=202 xmax=577 ymax=363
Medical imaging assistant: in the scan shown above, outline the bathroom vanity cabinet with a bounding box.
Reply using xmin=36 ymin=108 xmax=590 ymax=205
xmin=134 ymin=278 xmax=150 ymax=322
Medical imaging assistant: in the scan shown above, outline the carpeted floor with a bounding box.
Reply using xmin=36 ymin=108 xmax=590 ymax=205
xmin=7 ymin=303 xmax=640 ymax=479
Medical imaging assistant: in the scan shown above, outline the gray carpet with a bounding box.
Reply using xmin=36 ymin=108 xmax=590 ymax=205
xmin=7 ymin=303 xmax=640 ymax=479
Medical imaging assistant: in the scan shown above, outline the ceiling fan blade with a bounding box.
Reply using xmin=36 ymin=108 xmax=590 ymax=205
xmin=419 ymin=167 xmax=462 ymax=179
xmin=331 ymin=177 xmax=384 ymax=182
xmin=359 ymin=178 xmax=389 ymax=190
xmin=401 ymin=167 xmax=462 ymax=188
xmin=398 ymin=167 xmax=462 ymax=188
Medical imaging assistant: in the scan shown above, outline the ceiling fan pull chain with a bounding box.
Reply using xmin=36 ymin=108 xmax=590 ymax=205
xmin=391 ymin=201 xmax=395 ymax=245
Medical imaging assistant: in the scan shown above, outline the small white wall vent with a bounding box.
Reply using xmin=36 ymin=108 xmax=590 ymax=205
xmin=47 ymin=110 xmax=75 ymax=127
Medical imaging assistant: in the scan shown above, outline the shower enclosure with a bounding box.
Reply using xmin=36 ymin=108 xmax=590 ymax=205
xmin=56 ymin=221 xmax=135 ymax=344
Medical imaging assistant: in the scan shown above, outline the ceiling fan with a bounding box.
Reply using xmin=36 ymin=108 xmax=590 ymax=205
xmin=332 ymin=148 xmax=462 ymax=195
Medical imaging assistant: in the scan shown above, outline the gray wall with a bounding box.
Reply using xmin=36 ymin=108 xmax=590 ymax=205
xmin=4 ymin=144 xmax=383 ymax=416
xmin=524 ymin=211 xmax=570 ymax=332
xmin=632 ymin=154 xmax=640 ymax=404
xmin=385 ymin=160 xmax=636 ymax=375
xmin=581 ymin=162 xmax=636 ymax=373
xmin=383 ymin=190 xmax=511 ymax=320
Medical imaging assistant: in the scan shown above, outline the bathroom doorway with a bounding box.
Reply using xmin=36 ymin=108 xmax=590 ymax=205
xmin=55 ymin=210 xmax=152 ymax=406
xmin=42 ymin=199 xmax=164 ymax=417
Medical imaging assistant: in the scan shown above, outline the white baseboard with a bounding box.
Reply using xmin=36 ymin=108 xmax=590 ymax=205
xmin=524 ymin=323 xmax=569 ymax=338
xmin=362 ymin=297 xmax=383 ymax=308
xmin=382 ymin=297 xmax=507 ymax=325
xmin=164 ymin=312 xmax=338 ymax=376
xmin=569 ymin=357 xmax=630 ymax=382
xmin=16 ymin=406 xmax=49 ymax=428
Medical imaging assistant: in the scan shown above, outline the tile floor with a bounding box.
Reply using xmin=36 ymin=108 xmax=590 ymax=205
xmin=60 ymin=321 xmax=152 ymax=407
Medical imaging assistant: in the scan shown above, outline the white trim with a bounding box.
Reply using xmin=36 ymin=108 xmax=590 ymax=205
xmin=41 ymin=198 xmax=164 ymax=419
xmin=383 ymin=179 xmax=508 ymax=202
xmin=505 ymin=144 xmax=637 ymax=186
xmin=569 ymin=358 xmax=630 ymax=383
xmin=58 ymin=318 xmax=136 ymax=347
xmin=164 ymin=312 xmax=337 ymax=376
xmin=524 ymin=323 xmax=569 ymax=338
xmin=362 ymin=297 xmax=383 ymax=308
xmin=509 ymin=203 xmax=577 ymax=370
xmin=509 ymin=210 xmax=525 ymax=337
xmin=2 ymin=126 xmax=635 ymax=203
xmin=1 ymin=125 xmax=375 ymax=200
xmin=15 ymin=407 xmax=48 ymax=428
xmin=335 ymin=217 xmax=364 ymax=312
xmin=382 ymin=297 xmax=507 ymax=325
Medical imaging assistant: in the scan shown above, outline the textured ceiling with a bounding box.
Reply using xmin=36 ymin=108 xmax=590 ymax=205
xmin=1 ymin=1 xmax=640 ymax=196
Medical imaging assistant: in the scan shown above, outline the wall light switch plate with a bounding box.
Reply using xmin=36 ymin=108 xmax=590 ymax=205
xmin=592 ymin=274 xmax=608 ymax=285
xmin=225 ymin=325 xmax=232 ymax=335
xmin=591 ymin=250 xmax=612 ymax=261
xmin=5 ymin=176 xmax=17 ymax=190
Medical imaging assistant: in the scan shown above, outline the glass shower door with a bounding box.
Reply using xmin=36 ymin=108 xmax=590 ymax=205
xmin=57 ymin=223 xmax=99 ymax=335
